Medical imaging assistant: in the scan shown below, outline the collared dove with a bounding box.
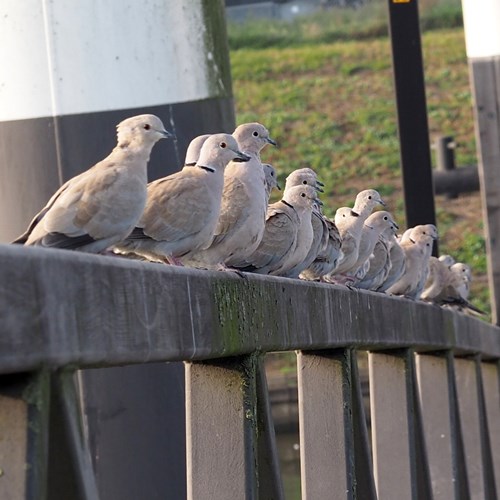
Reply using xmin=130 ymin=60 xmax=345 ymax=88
xmin=263 ymin=163 xmax=281 ymax=201
xmin=352 ymin=189 xmax=386 ymax=218
xmin=422 ymin=259 xmax=483 ymax=314
xmin=356 ymin=225 xmax=396 ymax=290
xmin=184 ymin=134 xmax=211 ymax=166
xmin=326 ymin=189 xmax=385 ymax=281
xmin=378 ymin=224 xmax=437 ymax=293
xmin=235 ymin=185 xmax=318 ymax=276
xmin=399 ymin=224 xmax=438 ymax=244
xmin=438 ymin=254 xmax=455 ymax=268
xmin=450 ymin=262 xmax=472 ymax=298
xmin=13 ymin=114 xmax=173 ymax=252
xmin=345 ymin=211 xmax=399 ymax=280
xmin=114 ymin=134 xmax=250 ymax=264
xmin=375 ymin=229 xmax=406 ymax=292
xmin=300 ymin=216 xmax=343 ymax=281
xmin=281 ymin=168 xmax=325 ymax=278
xmin=385 ymin=232 xmax=434 ymax=299
xmin=190 ymin=122 xmax=276 ymax=268
xmin=326 ymin=207 xmax=364 ymax=278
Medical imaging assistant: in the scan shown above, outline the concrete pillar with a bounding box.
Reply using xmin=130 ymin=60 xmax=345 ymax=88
xmin=0 ymin=1 xmax=235 ymax=497
xmin=461 ymin=0 xmax=500 ymax=324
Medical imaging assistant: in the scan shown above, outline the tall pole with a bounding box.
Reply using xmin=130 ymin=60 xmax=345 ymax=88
xmin=387 ymin=0 xmax=437 ymax=251
xmin=461 ymin=0 xmax=500 ymax=324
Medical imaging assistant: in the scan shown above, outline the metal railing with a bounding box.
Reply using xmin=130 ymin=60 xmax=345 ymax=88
xmin=1 ymin=243 xmax=499 ymax=499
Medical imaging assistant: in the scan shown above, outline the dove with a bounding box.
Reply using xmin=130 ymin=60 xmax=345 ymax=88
xmin=284 ymin=168 xmax=324 ymax=193
xmin=189 ymin=122 xmax=276 ymax=268
xmin=422 ymin=260 xmax=483 ymax=314
xmin=356 ymin=225 xmax=396 ymax=290
xmin=325 ymin=189 xmax=386 ymax=281
xmin=421 ymin=256 xmax=451 ymax=301
xmin=114 ymin=134 xmax=250 ymax=264
xmin=399 ymin=224 xmax=438 ymax=244
xmin=438 ymin=254 xmax=456 ymax=268
xmin=300 ymin=216 xmax=343 ymax=281
xmin=235 ymin=185 xmax=319 ymax=276
xmin=385 ymin=232 xmax=434 ymax=299
xmin=281 ymin=169 xmax=325 ymax=278
xmin=13 ymin=114 xmax=173 ymax=253
xmin=376 ymin=229 xmax=406 ymax=292
xmin=450 ymin=262 xmax=472 ymax=299
xmin=345 ymin=211 xmax=399 ymax=280
xmin=352 ymin=189 xmax=386 ymax=218
xmin=184 ymin=134 xmax=211 ymax=166
xmin=263 ymin=163 xmax=281 ymax=201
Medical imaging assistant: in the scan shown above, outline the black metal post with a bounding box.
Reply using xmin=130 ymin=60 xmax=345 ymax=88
xmin=387 ymin=0 xmax=437 ymax=251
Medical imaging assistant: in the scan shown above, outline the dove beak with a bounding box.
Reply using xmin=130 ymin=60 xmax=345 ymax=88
xmin=393 ymin=222 xmax=400 ymax=230
xmin=276 ymin=182 xmax=282 ymax=190
xmin=315 ymin=182 xmax=324 ymax=193
xmin=351 ymin=210 xmax=360 ymax=217
xmin=378 ymin=199 xmax=386 ymax=206
xmin=266 ymin=137 xmax=277 ymax=146
xmin=233 ymin=150 xmax=251 ymax=162
xmin=315 ymin=198 xmax=324 ymax=206
xmin=160 ymin=129 xmax=176 ymax=139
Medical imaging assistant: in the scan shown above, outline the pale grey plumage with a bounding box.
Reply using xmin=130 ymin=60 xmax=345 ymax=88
xmin=281 ymin=168 xmax=325 ymax=278
xmin=263 ymin=163 xmax=281 ymax=201
xmin=345 ymin=211 xmax=399 ymax=280
xmin=192 ymin=122 xmax=276 ymax=267
xmin=356 ymin=225 xmax=394 ymax=290
xmin=386 ymin=233 xmax=434 ymax=299
xmin=115 ymin=134 xmax=249 ymax=263
xmin=376 ymin=230 xmax=406 ymax=292
xmin=235 ymin=185 xmax=317 ymax=275
xmin=15 ymin=114 xmax=173 ymax=253
xmin=184 ymin=134 xmax=211 ymax=166
xmin=300 ymin=216 xmax=343 ymax=280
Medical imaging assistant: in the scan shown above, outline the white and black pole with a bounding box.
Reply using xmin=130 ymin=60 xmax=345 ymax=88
xmin=0 ymin=1 xmax=235 ymax=497
xmin=0 ymin=0 xmax=235 ymax=242
xmin=462 ymin=0 xmax=500 ymax=324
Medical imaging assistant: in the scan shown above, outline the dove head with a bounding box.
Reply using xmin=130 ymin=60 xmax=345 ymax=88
xmin=196 ymin=134 xmax=250 ymax=172
xmin=364 ymin=211 xmax=399 ymax=233
xmin=353 ymin=189 xmax=385 ymax=217
xmin=283 ymin=185 xmax=318 ymax=210
xmin=263 ymin=164 xmax=281 ymax=193
xmin=438 ymin=254 xmax=456 ymax=267
xmin=233 ymin=122 xmax=277 ymax=155
xmin=116 ymin=114 xmax=174 ymax=148
xmin=184 ymin=134 xmax=211 ymax=166
xmin=285 ymin=168 xmax=324 ymax=193
xmin=451 ymin=262 xmax=472 ymax=281
xmin=412 ymin=224 xmax=439 ymax=240
xmin=334 ymin=206 xmax=360 ymax=227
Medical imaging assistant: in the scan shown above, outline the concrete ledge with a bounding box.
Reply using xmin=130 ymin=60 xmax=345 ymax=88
xmin=0 ymin=244 xmax=498 ymax=374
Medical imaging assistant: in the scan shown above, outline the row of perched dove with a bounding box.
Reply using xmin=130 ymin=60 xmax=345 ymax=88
xmin=13 ymin=114 xmax=481 ymax=315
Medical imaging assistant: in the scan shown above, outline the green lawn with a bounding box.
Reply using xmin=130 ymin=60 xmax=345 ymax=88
xmin=231 ymin=27 xmax=489 ymax=315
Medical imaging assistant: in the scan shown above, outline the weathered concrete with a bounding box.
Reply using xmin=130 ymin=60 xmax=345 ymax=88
xmin=0 ymin=243 xmax=499 ymax=375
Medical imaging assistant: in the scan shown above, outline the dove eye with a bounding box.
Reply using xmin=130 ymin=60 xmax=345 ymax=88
xmin=302 ymin=180 xmax=307 ymax=185
xmin=143 ymin=124 xmax=151 ymax=130
xmin=368 ymin=195 xmax=372 ymax=199
xmin=301 ymin=193 xmax=306 ymax=197
xmin=253 ymin=131 xmax=259 ymax=137
xmin=220 ymin=142 xmax=227 ymax=148
xmin=384 ymin=216 xmax=388 ymax=220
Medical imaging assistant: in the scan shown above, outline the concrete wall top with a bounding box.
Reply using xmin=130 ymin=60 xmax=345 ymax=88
xmin=0 ymin=244 xmax=498 ymax=375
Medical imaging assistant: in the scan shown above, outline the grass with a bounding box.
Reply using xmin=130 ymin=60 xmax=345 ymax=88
xmin=227 ymin=0 xmax=463 ymax=50
xmin=230 ymin=19 xmax=490 ymax=316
